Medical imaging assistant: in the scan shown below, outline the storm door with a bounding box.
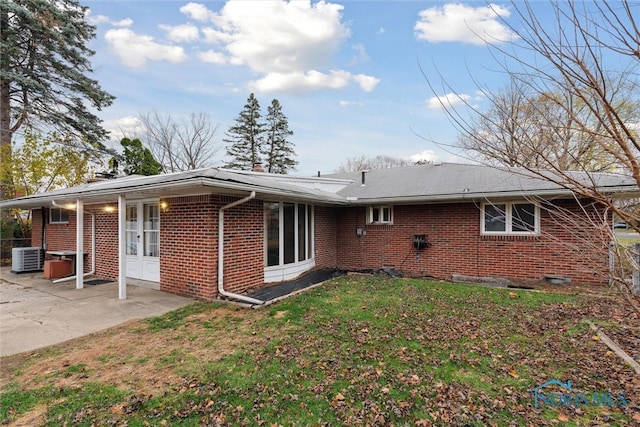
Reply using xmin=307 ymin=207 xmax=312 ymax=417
xmin=125 ymin=202 xmax=160 ymax=282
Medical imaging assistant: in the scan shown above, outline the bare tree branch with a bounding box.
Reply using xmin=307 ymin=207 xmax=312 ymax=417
xmin=138 ymin=111 xmax=221 ymax=172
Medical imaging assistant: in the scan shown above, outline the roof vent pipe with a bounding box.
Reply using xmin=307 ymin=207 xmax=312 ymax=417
xmin=361 ymin=170 xmax=369 ymax=186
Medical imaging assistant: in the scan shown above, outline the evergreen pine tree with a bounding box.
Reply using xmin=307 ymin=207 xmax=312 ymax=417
xmin=0 ymin=0 xmax=115 ymax=150
xmin=1 ymin=0 xmax=115 ymax=204
xmin=263 ymin=99 xmax=297 ymax=174
xmin=224 ymin=94 xmax=265 ymax=170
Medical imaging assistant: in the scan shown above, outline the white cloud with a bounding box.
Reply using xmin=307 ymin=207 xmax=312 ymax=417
xmin=415 ymin=3 xmax=517 ymax=45
xmin=86 ymin=10 xmax=132 ymax=27
xmin=250 ymin=70 xmax=379 ymax=94
xmin=86 ymin=13 xmax=110 ymax=25
xmin=250 ymin=70 xmax=352 ymax=93
xmin=377 ymin=27 xmax=385 ymax=35
xmin=160 ymin=23 xmax=199 ymax=43
xmin=339 ymin=100 xmax=364 ymax=107
xmin=198 ymin=49 xmax=228 ymax=64
xmin=184 ymin=0 xmax=377 ymax=93
xmin=113 ymin=18 xmax=133 ymax=27
xmin=103 ymin=116 xmax=145 ymax=141
xmin=352 ymin=74 xmax=380 ymax=92
xmin=409 ymin=149 xmax=438 ymax=163
xmin=427 ymin=93 xmax=471 ymax=110
xmin=105 ymin=28 xmax=188 ymax=69
xmin=180 ymin=2 xmax=218 ymax=22
xmin=350 ymin=43 xmax=369 ymax=65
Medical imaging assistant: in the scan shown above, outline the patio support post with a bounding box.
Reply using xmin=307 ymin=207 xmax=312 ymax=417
xmin=118 ymin=194 xmax=127 ymax=300
xmin=75 ymin=199 xmax=84 ymax=289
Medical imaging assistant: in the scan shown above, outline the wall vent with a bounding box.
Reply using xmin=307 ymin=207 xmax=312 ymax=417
xmin=11 ymin=247 xmax=44 ymax=273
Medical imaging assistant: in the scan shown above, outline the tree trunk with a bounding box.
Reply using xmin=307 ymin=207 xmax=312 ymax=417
xmin=0 ymin=7 xmax=15 ymax=207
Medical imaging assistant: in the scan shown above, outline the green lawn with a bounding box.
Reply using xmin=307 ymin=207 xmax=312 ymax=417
xmin=1 ymin=275 xmax=638 ymax=426
xmin=615 ymin=229 xmax=640 ymax=245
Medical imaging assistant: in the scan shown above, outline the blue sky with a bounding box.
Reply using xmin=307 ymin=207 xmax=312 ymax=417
xmin=83 ymin=0 xmax=547 ymax=175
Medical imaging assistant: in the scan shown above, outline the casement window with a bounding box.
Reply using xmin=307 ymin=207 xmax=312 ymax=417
xmin=265 ymin=202 xmax=313 ymax=267
xmin=49 ymin=208 xmax=69 ymax=224
xmin=481 ymin=202 xmax=539 ymax=235
xmin=367 ymin=205 xmax=393 ymax=225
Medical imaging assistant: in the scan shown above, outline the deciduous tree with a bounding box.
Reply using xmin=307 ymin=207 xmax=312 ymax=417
xmin=138 ymin=111 xmax=221 ymax=173
xmin=335 ymin=154 xmax=411 ymax=173
xmin=0 ymin=131 xmax=90 ymax=236
xmin=426 ymin=0 xmax=640 ymax=308
xmin=458 ymin=77 xmax=634 ymax=173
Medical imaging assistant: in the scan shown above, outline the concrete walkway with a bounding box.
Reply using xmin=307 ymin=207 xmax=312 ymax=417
xmin=0 ymin=267 xmax=194 ymax=357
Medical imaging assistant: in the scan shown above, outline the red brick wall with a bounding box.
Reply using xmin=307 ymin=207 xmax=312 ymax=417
xmin=159 ymin=195 xmax=264 ymax=301
xmin=336 ymin=199 xmax=610 ymax=285
xmin=218 ymin=196 xmax=264 ymax=296
xmin=31 ymin=196 xmax=267 ymax=301
xmin=160 ymin=195 xmax=217 ymax=300
xmin=32 ymin=207 xmax=94 ymax=274
xmin=314 ymin=206 xmax=337 ymax=268
xmin=30 ymin=196 xmax=610 ymax=298
xmin=31 ymin=209 xmax=43 ymax=248
xmin=94 ymin=207 xmax=118 ymax=280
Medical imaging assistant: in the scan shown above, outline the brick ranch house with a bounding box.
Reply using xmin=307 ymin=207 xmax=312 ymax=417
xmin=2 ymin=163 xmax=637 ymax=304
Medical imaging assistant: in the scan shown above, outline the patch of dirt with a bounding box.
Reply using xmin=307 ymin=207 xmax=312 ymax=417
xmin=0 ymin=306 xmax=267 ymax=397
xmin=6 ymin=403 xmax=49 ymax=426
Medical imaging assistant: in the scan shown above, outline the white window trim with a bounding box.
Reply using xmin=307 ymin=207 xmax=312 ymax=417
xmin=367 ymin=205 xmax=393 ymax=225
xmin=264 ymin=202 xmax=315 ymax=282
xmin=49 ymin=207 xmax=69 ymax=224
xmin=481 ymin=202 xmax=540 ymax=236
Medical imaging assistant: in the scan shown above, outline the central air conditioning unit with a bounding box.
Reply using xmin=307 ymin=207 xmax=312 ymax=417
xmin=11 ymin=247 xmax=44 ymax=273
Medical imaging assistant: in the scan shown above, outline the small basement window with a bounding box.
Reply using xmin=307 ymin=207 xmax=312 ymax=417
xmin=481 ymin=202 xmax=539 ymax=235
xmin=50 ymin=208 xmax=69 ymax=224
xmin=367 ymin=205 xmax=393 ymax=225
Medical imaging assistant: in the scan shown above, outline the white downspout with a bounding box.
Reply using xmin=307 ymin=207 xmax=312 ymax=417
xmin=51 ymin=204 xmax=96 ymax=284
xmin=218 ymin=191 xmax=264 ymax=305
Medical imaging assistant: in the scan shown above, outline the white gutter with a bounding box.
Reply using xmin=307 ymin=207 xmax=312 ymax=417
xmin=218 ymin=191 xmax=264 ymax=306
xmin=1 ymin=175 xmax=349 ymax=210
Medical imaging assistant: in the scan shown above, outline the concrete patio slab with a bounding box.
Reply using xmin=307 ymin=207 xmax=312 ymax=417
xmin=0 ymin=267 xmax=194 ymax=357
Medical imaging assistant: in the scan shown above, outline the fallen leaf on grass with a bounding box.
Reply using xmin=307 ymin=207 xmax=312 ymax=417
xmin=508 ymin=292 xmax=519 ymax=299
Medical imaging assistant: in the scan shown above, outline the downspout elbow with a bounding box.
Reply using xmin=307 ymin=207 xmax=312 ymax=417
xmin=218 ymin=191 xmax=264 ymax=306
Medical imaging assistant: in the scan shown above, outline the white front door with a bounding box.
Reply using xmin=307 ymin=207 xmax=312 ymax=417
xmin=125 ymin=202 xmax=160 ymax=282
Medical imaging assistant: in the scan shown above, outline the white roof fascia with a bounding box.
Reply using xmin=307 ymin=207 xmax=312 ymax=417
xmin=344 ymin=186 xmax=639 ymax=205
xmin=0 ymin=176 xmax=349 ymax=210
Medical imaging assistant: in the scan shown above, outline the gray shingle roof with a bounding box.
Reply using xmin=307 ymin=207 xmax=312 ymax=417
xmin=1 ymin=163 xmax=636 ymax=209
xmin=325 ymin=163 xmax=637 ymax=203
xmin=0 ymin=168 xmax=349 ymax=209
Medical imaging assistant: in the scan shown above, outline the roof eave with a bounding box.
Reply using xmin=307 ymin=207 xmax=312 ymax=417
xmin=343 ymin=186 xmax=639 ymax=205
xmin=0 ymin=176 xmax=349 ymax=210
